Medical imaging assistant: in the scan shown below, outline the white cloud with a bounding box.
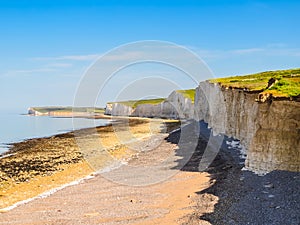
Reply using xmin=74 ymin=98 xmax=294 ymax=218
xmin=4 ymin=55 xmax=93 ymax=77
xmin=13 ymin=68 xmax=57 ymax=74
xmin=58 ymin=54 xmax=99 ymax=61
xmin=190 ymin=45 xmax=300 ymax=61
xmin=266 ymin=48 xmax=300 ymax=57
xmin=230 ymin=48 xmax=264 ymax=54
xmin=30 ymin=52 xmax=145 ymax=64
xmin=266 ymin=43 xmax=288 ymax=48
xmin=47 ymin=63 xmax=73 ymax=68
xmin=2 ymin=68 xmax=58 ymax=77
xmin=5 ymin=62 xmax=75 ymax=76
xmin=101 ymin=51 xmax=143 ymax=61
xmin=187 ymin=48 xmax=222 ymax=59
xmin=31 ymin=54 xmax=100 ymax=61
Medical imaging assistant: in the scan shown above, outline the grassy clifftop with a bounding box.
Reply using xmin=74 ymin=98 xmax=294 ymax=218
xmin=176 ymin=89 xmax=196 ymax=102
xmin=31 ymin=107 xmax=105 ymax=114
xmin=108 ymin=89 xmax=197 ymax=108
xmin=107 ymin=68 xmax=300 ymax=108
xmin=210 ymin=68 xmax=300 ymax=98
xmin=108 ymin=98 xmax=165 ymax=109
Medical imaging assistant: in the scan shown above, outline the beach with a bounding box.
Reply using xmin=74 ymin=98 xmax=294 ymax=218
xmin=0 ymin=118 xmax=299 ymax=224
xmin=0 ymin=125 xmax=214 ymax=224
xmin=0 ymin=117 xmax=177 ymax=209
xmin=0 ymin=115 xmax=217 ymax=224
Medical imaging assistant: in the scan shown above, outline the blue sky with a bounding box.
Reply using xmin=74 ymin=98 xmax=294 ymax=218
xmin=0 ymin=0 xmax=299 ymax=110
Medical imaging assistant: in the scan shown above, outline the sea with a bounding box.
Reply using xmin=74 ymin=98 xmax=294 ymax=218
xmin=0 ymin=109 xmax=110 ymax=154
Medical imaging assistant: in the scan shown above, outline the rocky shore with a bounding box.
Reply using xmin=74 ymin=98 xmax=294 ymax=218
xmin=167 ymin=121 xmax=300 ymax=225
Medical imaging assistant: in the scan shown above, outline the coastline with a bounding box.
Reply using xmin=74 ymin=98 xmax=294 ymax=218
xmin=0 ymin=118 xmax=299 ymax=224
xmin=0 ymin=118 xmax=217 ymax=224
xmin=0 ymin=112 xmax=112 ymax=155
xmin=0 ymin=116 xmax=178 ymax=210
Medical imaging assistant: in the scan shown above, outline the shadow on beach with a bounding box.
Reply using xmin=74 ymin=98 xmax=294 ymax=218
xmin=166 ymin=120 xmax=300 ymax=225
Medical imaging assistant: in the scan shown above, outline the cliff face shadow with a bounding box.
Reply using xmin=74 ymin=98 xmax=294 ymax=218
xmin=166 ymin=120 xmax=300 ymax=225
xmin=166 ymin=120 xmax=241 ymax=173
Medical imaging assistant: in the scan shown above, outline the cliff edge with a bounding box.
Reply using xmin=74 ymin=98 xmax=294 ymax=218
xmin=102 ymin=69 xmax=300 ymax=173
xmin=194 ymin=70 xmax=300 ymax=173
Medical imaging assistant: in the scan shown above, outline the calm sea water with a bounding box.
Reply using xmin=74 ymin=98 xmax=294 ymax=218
xmin=0 ymin=109 xmax=110 ymax=154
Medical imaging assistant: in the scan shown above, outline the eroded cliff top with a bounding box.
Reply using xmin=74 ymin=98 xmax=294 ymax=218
xmin=210 ymin=68 xmax=300 ymax=99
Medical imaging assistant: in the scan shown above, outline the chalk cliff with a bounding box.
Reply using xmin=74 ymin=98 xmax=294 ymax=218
xmin=27 ymin=107 xmax=99 ymax=117
xmin=104 ymin=78 xmax=300 ymax=173
xmin=194 ymin=81 xmax=300 ymax=173
xmin=105 ymin=91 xmax=194 ymax=119
xmin=104 ymin=103 xmax=133 ymax=116
xmin=28 ymin=107 xmax=48 ymax=116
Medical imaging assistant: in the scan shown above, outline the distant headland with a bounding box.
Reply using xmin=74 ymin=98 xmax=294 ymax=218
xmin=27 ymin=106 xmax=105 ymax=117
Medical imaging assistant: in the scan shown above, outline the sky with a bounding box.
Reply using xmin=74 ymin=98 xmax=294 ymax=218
xmin=0 ymin=0 xmax=299 ymax=110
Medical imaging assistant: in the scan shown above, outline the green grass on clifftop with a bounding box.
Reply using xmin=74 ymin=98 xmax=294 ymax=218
xmin=110 ymin=89 xmax=196 ymax=107
xmin=32 ymin=107 xmax=105 ymax=114
xmin=210 ymin=68 xmax=300 ymax=97
xmin=109 ymin=98 xmax=165 ymax=108
xmin=176 ymin=89 xmax=196 ymax=102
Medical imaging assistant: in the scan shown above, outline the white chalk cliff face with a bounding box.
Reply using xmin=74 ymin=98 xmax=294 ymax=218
xmin=27 ymin=107 xmax=48 ymax=116
xmin=132 ymin=91 xmax=194 ymax=119
xmin=194 ymin=81 xmax=300 ymax=173
xmin=104 ymin=82 xmax=299 ymax=173
xmin=105 ymin=91 xmax=194 ymax=119
xmin=104 ymin=103 xmax=133 ymax=116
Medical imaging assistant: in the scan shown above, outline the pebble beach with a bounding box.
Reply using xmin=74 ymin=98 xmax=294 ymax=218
xmin=0 ymin=118 xmax=299 ymax=224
